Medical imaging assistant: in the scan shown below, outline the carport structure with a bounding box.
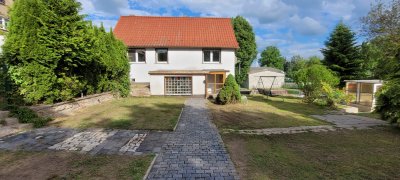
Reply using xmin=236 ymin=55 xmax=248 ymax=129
xmin=345 ymin=80 xmax=383 ymax=112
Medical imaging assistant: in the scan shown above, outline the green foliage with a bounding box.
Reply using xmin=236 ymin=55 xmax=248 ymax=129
xmin=216 ymin=74 xmax=241 ymax=105
xmin=2 ymin=0 xmax=129 ymax=104
xmin=321 ymin=22 xmax=363 ymax=87
xmin=259 ymin=46 xmax=285 ymax=70
xmin=284 ymin=55 xmax=322 ymax=80
xmin=294 ymin=64 xmax=339 ymax=103
xmin=321 ymin=82 xmax=354 ymax=108
xmin=232 ymin=16 xmax=257 ymax=85
xmin=8 ymin=106 xmax=52 ymax=128
xmin=361 ymin=1 xmax=400 ymax=123
xmin=375 ymin=81 xmax=400 ymax=124
xmin=359 ymin=42 xmax=382 ymax=79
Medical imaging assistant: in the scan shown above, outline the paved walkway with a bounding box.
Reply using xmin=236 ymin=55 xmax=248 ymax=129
xmin=0 ymin=127 xmax=168 ymax=155
xmin=147 ymin=98 xmax=239 ymax=179
xmin=231 ymin=114 xmax=388 ymax=136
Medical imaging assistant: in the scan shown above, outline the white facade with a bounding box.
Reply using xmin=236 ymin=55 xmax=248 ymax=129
xmin=244 ymin=68 xmax=285 ymax=89
xmin=131 ymin=48 xmax=236 ymax=96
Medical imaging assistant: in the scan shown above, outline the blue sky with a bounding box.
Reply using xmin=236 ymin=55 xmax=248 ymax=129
xmin=78 ymin=0 xmax=382 ymax=66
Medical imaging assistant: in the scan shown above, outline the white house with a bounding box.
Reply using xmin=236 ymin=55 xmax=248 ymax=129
xmin=242 ymin=67 xmax=285 ymax=89
xmin=114 ymin=16 xmax=239 ymax=97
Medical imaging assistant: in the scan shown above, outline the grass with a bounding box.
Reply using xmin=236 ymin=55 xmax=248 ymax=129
xmin=223 ymin=127 xmax=400 ymax=179
xmin=51 ymin=96 xmax=186 ymax=131
xmin=209 ymin=95 xmax=329 ymax=130
xmin=355 ymin=112 xmax=382 ymax=120
xmin=0 ymin=151 xmax=154 ymax=179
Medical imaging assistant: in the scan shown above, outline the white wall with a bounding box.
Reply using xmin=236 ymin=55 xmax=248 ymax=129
xmin=130 ymin=48 xmax=236 ymax=82
xmin=149 ymin=75 xmax=206 ymax=95
xmin=247 ymin=71 xmax=285 ymax=89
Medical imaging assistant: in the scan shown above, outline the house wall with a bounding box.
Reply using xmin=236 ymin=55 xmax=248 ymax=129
xmin=247 ymin=71 xmax=285 ymax=89
xmin=149 ymin=75 xmax=206 ymax=95
xmin=130 ymin=48 xmax=236 ymax=82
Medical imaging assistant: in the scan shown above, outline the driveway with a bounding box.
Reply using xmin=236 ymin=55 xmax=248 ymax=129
xmin=147 ymin=98 xmax=239 ymax=179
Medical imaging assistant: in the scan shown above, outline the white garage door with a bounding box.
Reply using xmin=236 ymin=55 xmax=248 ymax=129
xmin=165 ymin=77 xmax=192 ymax=95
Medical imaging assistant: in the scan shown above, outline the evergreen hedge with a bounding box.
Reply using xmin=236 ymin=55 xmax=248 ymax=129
xmin=1 ymin=0 xmax=130 ymax=104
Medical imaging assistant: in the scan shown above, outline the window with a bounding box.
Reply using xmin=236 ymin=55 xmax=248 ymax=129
xmin=203 ymin=49 xmax=221 ymax=63
xmin=127 ymin=48 xmax=146 ymax=63
xmin=165 ymin=77 xmax=192 ymax=95
xmin=0 ymin=0 xmax=5 ymax=5
xmin=156 ymin=49 xmax=168 ymax=63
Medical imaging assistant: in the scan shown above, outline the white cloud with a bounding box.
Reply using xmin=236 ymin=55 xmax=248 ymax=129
xmin=322 ymin=0 xmax=356 ymax=21
xmin=289 ymin=15 xmax=326 ymax=35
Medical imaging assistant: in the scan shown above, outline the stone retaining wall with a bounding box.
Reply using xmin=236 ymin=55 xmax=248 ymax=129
xmin=30 ymin=92 xmax=115 ymax=118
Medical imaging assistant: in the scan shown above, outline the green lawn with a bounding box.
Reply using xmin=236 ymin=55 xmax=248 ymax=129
xmin=0 ymin=151 xmax=154 ymax=179
xmin=223 ymin=127 xmax=400 ymax=179
xmin=51 ymin=96 xmax=186 ymax=130
xmin=209 ymin=95 xmax=329 ymax=130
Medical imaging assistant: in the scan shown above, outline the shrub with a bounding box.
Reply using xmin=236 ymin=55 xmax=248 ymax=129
xmin=216 ymin=74 xmax=241 ymax=105
xmin=2 ymin=0 xmax=130 ymax=104
xmin=321 ymin=82 xmax=354 ymax=108
xmin=9 ymin=106 xmax=52 ymax=128
xmin=375 ymin=81 xmax=400 ymax=124
xmin=294 ymin=64 xmax=339 ymax=103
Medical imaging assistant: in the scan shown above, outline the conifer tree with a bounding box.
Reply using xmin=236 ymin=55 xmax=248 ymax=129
xmin=321 ymin=22 xmax=362 ymax=87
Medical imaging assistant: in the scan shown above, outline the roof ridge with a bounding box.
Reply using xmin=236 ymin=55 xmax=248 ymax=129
xmin=120 ymin=15 xmax=232 ymax=20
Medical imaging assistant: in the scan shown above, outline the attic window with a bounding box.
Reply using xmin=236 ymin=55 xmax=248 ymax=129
xmin=203 ymin=49 xmax=221 ymax=63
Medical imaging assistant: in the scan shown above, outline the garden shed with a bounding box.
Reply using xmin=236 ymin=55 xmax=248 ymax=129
xmin=242 ymin=67 xmax=285 ymax=89
xmin=344 ymin=80 xmax=383 ymax=112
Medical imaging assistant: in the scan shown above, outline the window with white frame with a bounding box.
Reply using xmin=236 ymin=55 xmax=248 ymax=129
xmin=0 ymin=16 xmax=8 ymax=30
xmin=203 ymin=49 xmax=221 ymax=63
xmin=0 ymin=0 xmax=5 ymax=5
xmin=128 ymin=48 xmax=146 ymax=63
xmin=156 ymin=48 xmax=168 ymax=63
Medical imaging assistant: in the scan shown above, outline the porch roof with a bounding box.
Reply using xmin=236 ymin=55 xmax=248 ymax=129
xmin=149 ymin=69 xmax=229 ymax=75
xmin=344 ymin=80 xmax=383 ymax=84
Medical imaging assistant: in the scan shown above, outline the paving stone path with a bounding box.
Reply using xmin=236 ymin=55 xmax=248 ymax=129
xmin=147 ymin=98 xmax=239 ymax=180
xmin=231 ymin=114 xmax=388 ymax=136
xmin=0 ymin=127 xmax=167 ymax=155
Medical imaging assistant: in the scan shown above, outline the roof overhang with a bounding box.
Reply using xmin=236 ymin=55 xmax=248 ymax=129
xmin=344 ymin=80 xmax=383 ymax=84
xmin=149 ymin=69 xmax=229 ymax=75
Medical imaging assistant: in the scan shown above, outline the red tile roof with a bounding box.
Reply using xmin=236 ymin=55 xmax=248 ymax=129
xmin=114 ymin=16 xmax=239 ymax=49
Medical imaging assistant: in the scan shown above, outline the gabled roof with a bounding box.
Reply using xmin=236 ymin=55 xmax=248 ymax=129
xmin=113 ymin=16 xmax=239 ymax=49
xmin=249 ymin=67 xmax=285 ymax=74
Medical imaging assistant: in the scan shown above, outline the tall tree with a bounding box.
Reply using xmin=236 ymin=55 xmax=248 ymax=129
xmin=361 ymin=0 xmax=400 ymax=80
xmin=2 ymin=0 xmax=129 ymax=104
xmin=259 ymin=46 xmax=285 ymax=70
xmin=232 ymin=16 xmax=257 ymax=85
xmin=321 ymin=22 xmax=362 ymax=87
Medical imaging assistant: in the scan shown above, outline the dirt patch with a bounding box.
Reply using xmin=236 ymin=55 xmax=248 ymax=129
xmin=223 ymin=135 xmax=249 ymax=179
xmin=0 ymin=151 xmax=153 ymax=180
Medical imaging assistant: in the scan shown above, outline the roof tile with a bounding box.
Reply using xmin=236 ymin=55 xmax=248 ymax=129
xmin=114 ymin=16 xmax=239 ymax=49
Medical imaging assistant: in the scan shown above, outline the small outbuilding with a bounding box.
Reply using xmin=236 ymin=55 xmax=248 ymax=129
xmin=344 ymin=80 xmax=383 ymax=112
xmin=242 ymin=67 xmax=285 ymax=90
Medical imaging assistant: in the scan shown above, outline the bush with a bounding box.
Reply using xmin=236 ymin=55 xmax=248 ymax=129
xmin=294 ymin=64 xmax=339 ymax=103
xmin=375 ymin=81 xmax=400 ymax=124
xmin=9 ymin=106 xmax=52 ymax=128
xmin=2 ymin=0 xmax=130 ymax=104
xmin=216 ymin=74 xmax=241 ymax=105
xmin=321 ymin=82 xmax=354 ymax=108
